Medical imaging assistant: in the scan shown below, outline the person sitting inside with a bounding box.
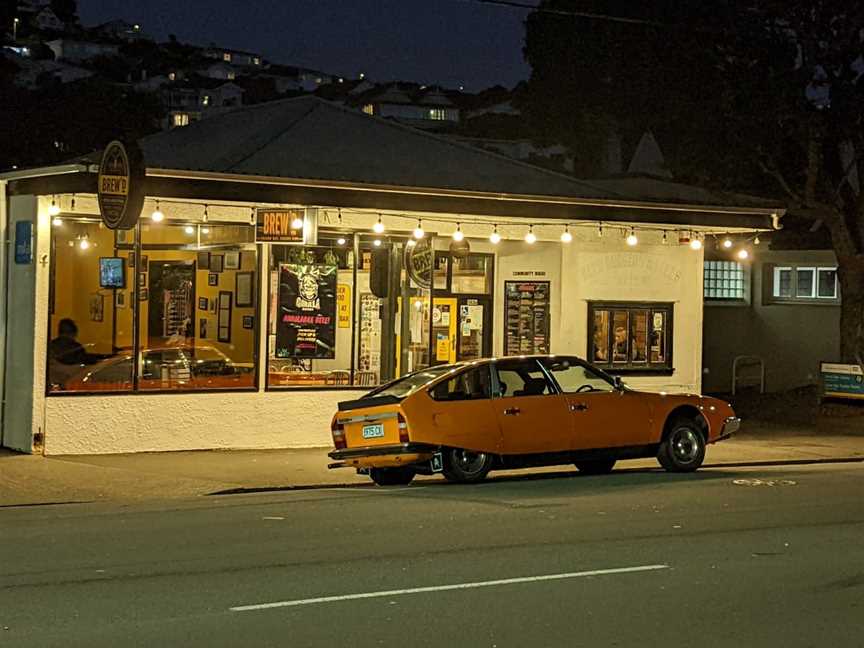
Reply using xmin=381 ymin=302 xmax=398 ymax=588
xmin=49 ymin=318 xmax=89 ymax=366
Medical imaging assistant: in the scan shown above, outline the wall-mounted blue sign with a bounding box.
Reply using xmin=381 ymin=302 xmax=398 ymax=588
xmin=821 ymin=362 xmax=864 ymax=400
xmin=14 ymin=220 xmax=33 ymax=264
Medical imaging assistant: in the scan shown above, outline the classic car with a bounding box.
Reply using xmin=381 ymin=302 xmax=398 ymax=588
xmin=328 ymin=355 xmax=739 ymax=486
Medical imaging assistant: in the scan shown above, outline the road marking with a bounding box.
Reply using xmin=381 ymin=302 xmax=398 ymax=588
xmin=733 ymin=478 xmax=797 ymax=487
xmin=261 ymin=516 xmax=285 ymax=520
xmin=230 ymin=564 xmax=669 ymax=612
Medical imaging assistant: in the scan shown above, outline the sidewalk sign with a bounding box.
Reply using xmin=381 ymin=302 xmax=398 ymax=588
xmin=819 ymin=362 xmax=864 ymax=401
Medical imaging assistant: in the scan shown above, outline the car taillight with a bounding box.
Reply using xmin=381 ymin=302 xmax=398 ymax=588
xmin=331 ymin=418 xmax=346 ymax=449
xmin=398 ymin=412 xmax=409 ymax=443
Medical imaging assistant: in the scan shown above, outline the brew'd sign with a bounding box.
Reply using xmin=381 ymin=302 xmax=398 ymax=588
xmin=404 ymin=238 xmax=433 ymax=288
xmin=256 ymin=208 xmax=305 ymax=243
xmin=97 ymin=140 xmax=145 ymax=230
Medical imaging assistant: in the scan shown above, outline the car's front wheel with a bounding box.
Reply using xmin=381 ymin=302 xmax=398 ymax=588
xmin=370 ymin=467 xmax=416 ymax=486
xmin=575 ymin=458 xmax=616 ymax=475
xmin=442 ymin=448 xmax=494 ymax=483
xmin=658 ymin=419 xmax=706 ymax=472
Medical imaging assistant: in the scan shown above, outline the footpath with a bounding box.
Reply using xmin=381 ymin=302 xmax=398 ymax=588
xmin=1 ymin=424 xmax=863 ymax=507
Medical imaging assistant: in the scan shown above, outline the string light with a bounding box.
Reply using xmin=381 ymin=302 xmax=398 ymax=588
xmin=184 ymin=225 xmax=195 ymax=235
xmin=202 ymin=204 xmax=209 ymax=223
xmin=151 ymin=200 xmax=164 ymax=222
xmin=48 ymin=196 xmax=60 ymax=217
xmin=202 ymin=226 xmax=210 ymax=234
xmin=598 ymin=222 xmax=604 ymax=238
xmin=373 ymin=214 xmax=385 ymax=234
xmin=560 ymin=225 xmax=572 ymax=243
xmin=70 ymin=195 xmax=76 ymax=211
xmin=626 ymin=228 xmax=638 ymax=246
xmin=452 ymin=223 xmax=464 ymax=241
xmin=337 ymin=236 xmax=347 ymax=246
xmin=722 ymin=234 xmax=733 ymax=249
xmin=690 ymin=232 xmax=703 ymax=250
xmin=52 ymin=216 xmax=62 ymax=227
xmin=662 ymin=231 xmax=668 ymax=245
xmin=525 ymin=225 xmax=536 ymax=244
xmin=78 ymin=235 xmax=90 ymax=250
xmin=413 ymin=219 xmax=424 ymax=239
xmin=250 ymin=207 xmax=256 ymax=225
xmin=754 ymin=235 xmax=761 ymax=246
xmin=738 ymin=249 xmax=750 ymax=260
xmin=489 ymin=225 xmax=501 ymax=244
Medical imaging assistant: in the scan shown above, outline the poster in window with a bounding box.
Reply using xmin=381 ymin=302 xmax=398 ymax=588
xmin=235 ymin=271 xmax=254 ymax=307
xmin=650 ymin=312 xmax=666 ymax=363
xmin=89 ymin=293 xmax=104 ymax=322
xmin=592 ymin=310 xmax=609 ymax=363
xmin=337 ymin=283 xmax=351 ymax=328
xmin=275 ymin=263 xmax=337 ymax=358
xmin=612 ymin=311 xmax=629 ymax=363
xmin=224 ymin=251 xmax=240 ymax=270
xmin=630 ymin=311 xmax=648 ymax=363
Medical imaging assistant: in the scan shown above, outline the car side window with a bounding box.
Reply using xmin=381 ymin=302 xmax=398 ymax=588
xmin=430 ymin=366 xmax=492 ymax=402
xmin=494 ymin=360 xmax=554 ymax=398
xmin=542 ymin=358 xmax=614 ymax=394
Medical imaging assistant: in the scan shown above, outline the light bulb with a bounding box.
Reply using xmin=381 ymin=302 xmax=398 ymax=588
xmin=373 ymin=238 xmax=382 ymax=247
xmin=151 ymin=203 xmax=164 ymax=222
xmin=722 ymin=237 xmax=733 ymax=249
xmin=525 ymin=227 xmax=536 ymax=244
xmin=560 ymin=226 xmax=572 ymax=243
xmin=373 ymin=215 xmax=385 ymax=234
xmin=202 ymin=205 xmax=209 ymax=223
xmin=52 ymin=217 xmax=62 ymax=227
xmin=662 ymin=231 xmax=668 ymax=245
xmin=754 ymin=235 xmax=761 ymax=246
xmin=406 ymin=238 xmax=416 ymax=247
xmin=202 ymin=227 xmax=210 ymax=235
xmin=79 ymin=237 xmax=90 ymax=250
xmin=337 ymin=237 xmax=346 ymax=246
xmin=184 ymin=225 xmax=195 ymax=235
xmin=690 ymin=237 xmax=703 ymax=250
xmin=452 ymin=224 xmax=464 ymax=241
xmin=737 ymin=249 xmax=750 ymax=260
xmin=626 ymin=229 xmax=638 ymax=246
xmin=598 ymin=223 xmax=604 ymax=238
xmin=489 ymin=226 xmax=501 ymax=244
xmin=291 ymin=215 xmax=304 ymax=229
xmin=48 ymin=199 xmax=60 ymax=216
xmin=413 ymin=220 xmax=424 ymax=239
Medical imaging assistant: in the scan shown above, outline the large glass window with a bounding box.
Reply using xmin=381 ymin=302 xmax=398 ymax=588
xmin=588 ymin=302 xmax=673 ymax=373
xmin=48 ymin=217 xmax=258 ymax=394
xmin=767 ymin=263 xmax=839 ymax=304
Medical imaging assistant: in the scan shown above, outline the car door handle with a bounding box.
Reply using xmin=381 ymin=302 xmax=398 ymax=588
xmin=503 ymin=407 xmax=521 ymax=416
xmin=570 ymin=403 xmax=589 ymax=412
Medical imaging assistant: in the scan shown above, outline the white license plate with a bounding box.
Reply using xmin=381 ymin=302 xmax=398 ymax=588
xmin=362 ymin=423 xmax=385 ymax=439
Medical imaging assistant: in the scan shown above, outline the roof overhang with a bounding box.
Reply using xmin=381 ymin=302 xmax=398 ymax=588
xmin=3 ymin=165 xmax=784 ymax=230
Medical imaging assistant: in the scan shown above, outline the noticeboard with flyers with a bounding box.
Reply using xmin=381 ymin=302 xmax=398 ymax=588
xmin=504 ymin=281 xmax=550 ymax=356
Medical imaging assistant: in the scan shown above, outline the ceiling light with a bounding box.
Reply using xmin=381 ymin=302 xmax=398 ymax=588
xmin=525 ymin=226 xmax=536 ymax=244
xmin=452 ymin=223 xmax=464 ymax=242
xmin=560 ymin=225 xmax=572 ymax=243
xmin=626 ymin=228 xmax=638 ymax=246
xmin=413 ymin=219 xmax=424 ymax=239
xmin=52 ymin=216 xmax=62 ymax=227
xmin=78 ymin=236 xmax=90 ymax=250
xmin=373 ymin=214 xmax=385 ymax=234
xmin=489 ymin=225 xmax=501 ymax=244
xmin=337 ymin=236 xmax=346 ymax=246
xmin=202 ymin=227 xmax=210 ymax=235
xmin=184 ymin=225 xmax=195 ymax=235
xmin=373 ymin=238 xmax=382 ymax=247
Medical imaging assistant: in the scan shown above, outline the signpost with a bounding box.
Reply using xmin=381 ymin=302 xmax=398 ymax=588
xmin=97 ymin=140 xmax=144 ymax=230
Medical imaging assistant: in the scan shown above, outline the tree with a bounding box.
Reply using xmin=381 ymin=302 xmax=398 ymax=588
xmin=50 ymin=0 xmax=77 ymax=25
xmin=522 ymin=1 xmax=864 ymax=364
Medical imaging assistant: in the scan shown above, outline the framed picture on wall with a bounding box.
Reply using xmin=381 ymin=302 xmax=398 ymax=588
xmin=218 ymin=291 xmax=232 ymax=342
xmin=211 ymin=254 xmax=224 ymax=273
xmin=138 ymin=273 xmax=146 ymax=287
xmin=208 ymin=273 xmax=218 ymax=287
xmin=116 ymin=291 xmax=126 ymax=309
xmin=198 ymin=297 xmax=208 ymax=311
xmin=140 ymin=255 xmax=149 ymax=268
xmin=197 ymin=251 xmax=211 ymax=270
xmin=224 ymin=251 xmax=240 ymax=270
xmin=242 ymin=315 xmax=254 ymax=329
xmin=210 ymin=299 xmax=217 ymax=314
xmin=89 ymin=293 xmax=104 ymax=322
xmin=235 ymin=271 xmax=254 ymax=307
xmin=139 ymin=288 xmax=148 ymax=302
xmin=199 ymin=318 xmax=207 ymax=339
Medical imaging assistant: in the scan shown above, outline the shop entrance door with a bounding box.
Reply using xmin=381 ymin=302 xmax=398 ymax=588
xmin=148 ymin=260 xmax=195 ymax=347
xmin=456 ymin=297 xmax=491 ymax=361
xmin=431 ymin=297 xmax=457 ymax=365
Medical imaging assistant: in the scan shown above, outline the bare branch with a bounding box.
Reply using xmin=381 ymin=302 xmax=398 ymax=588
xmin=757 ymin=157 xmax=804 ymax=205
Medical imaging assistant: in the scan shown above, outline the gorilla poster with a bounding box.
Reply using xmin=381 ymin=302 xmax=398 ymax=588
xmin=275 ymin=264 xmax=337 ymax=358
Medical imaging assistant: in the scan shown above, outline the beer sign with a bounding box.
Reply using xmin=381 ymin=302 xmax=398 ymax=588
xmin=256 ymin=208 xmax=305 ymax=243
xmin=97 ymin=140 xmax=144 ymax=230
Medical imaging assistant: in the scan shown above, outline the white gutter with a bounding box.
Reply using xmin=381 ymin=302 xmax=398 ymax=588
xmin=0 ymin=163 xmax=90 ymax=182
xmin=146 ymin=168 xmax=785 ymax=223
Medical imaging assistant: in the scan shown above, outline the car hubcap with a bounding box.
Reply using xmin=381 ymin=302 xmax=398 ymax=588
xmin=453 ymin=449 xmax=487 ymax=474
xmin=672 ymin=428 xmax=700 ymax=464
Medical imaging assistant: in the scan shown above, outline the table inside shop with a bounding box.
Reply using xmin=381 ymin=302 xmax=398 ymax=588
xmin=267 ymin=370 xmax=351 ymax=386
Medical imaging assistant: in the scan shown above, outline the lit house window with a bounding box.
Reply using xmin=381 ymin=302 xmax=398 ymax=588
xmin=253 ymin=57 xmax=261 ymax=65
xmin=172 ymin=113 xmax=190 ymax=127
xmin=223 ymin=52 xmax=232 ymax=62
xmin=429 ymin=108 xmax=446 ymax=120
xmin=201 ymin=95 xmax=210 ymax=106
xmin=168 ymin=72 xmax=176 ymax=81
xmin=362 ymin=104 xmax=375 ymax=115
xmin=227 ymin=71 xmax=236 ymax=80
xmin=767 ymin=264 xmax=839 ymax=303
xmin=704 ymin=260 xmax=746 ymax=300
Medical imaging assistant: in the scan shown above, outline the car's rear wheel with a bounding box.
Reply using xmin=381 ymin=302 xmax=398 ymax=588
xmin=658 ymin=419 xmax=706 ymax=472
xmin=442 ymin=448 xmax=494 ymax=483
xmin=370 ymin=467 xmax=416 ymax=486
xmin=574 ymin=458 xmax=616 ymax=475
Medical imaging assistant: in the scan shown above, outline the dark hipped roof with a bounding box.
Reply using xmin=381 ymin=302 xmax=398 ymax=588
xmin=136 ymin=96 xmax=622 ymax=199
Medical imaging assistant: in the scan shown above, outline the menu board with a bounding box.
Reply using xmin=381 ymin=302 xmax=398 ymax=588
xmin=504 ymin=281 xmax=550 ymax=356
xmin=275 ymin=263 xmax=337 ymax=358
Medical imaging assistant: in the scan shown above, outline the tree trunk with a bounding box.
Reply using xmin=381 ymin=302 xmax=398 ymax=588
xmin=836 ymin=254 xmax=864 ymax=365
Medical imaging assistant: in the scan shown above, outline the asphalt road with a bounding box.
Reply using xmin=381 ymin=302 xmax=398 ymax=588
xmin=1 ymin=462 xmax=863 ymax=647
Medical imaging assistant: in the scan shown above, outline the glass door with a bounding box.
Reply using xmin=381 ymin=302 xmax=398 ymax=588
xmin=457 ymin=297 xmax=491 ymax=361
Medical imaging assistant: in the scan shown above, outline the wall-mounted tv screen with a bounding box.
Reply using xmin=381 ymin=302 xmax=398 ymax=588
xmin=99 ymin=257 xmax=126 ymax=289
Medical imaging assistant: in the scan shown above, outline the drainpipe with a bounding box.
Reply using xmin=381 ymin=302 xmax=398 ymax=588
xmin=0 ymin=180 xmax=8 ymax=447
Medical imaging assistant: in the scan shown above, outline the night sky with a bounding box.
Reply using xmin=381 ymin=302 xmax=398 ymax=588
xmin=78 ymin=0 xmax=533 ymax=90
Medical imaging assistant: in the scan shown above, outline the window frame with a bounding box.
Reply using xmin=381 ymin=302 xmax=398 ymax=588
xmin=491 ymin=358 xmax=557 ymax=399
xmin=539 ymin=356 xmax=616 ymax=394
xmin=764 ymin=263 xmax=840 ymax=305
xmin=587 ymin=301 xmax=674 ymax=376
xmin=428 ymin=364 xmax=493 ymax=402
xmin=703 ymin=259 xmax=749 ymax=304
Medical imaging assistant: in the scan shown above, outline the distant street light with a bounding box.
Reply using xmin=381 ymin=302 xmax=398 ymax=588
xmin=13 ymin=17 xmax=20 ymax=41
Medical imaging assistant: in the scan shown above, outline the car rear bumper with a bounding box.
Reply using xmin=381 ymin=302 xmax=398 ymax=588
xmin=328 ymin=443 xmax=438 ymax=469
xmin=714 ymin=416 xmax=740 ymax=442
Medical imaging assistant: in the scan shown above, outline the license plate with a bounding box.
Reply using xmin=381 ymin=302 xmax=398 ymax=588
xmin=362 ymin=423 xmax=385 ymax=439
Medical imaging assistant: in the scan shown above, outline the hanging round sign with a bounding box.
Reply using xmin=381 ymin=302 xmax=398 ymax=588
xmin=404 ymin=238 xmax=432 ymax=288
xmin=97 ymin=140 xmax=145 ymax=230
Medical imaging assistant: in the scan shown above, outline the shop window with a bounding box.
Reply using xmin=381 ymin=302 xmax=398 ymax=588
xmin=47 ymin=219 xmax=257 ymax=394
xmin=451 ymin=255 xmax=492 ymax=294
xmin=588 ymin=302 xmax=673 ymax=374
xmin=495 ymin=359 xmax=554 ymax=397
xmin=541 ymin=357 xmax=614 ymax=393
xmin=430 ymin=366 xmax=492 ymax=401
xmin=704 ymin=260 xmax=747 ymax=301
xmin=765 ymin=263 xmax=839 ymax=304
xmin=171 ymin=112 xmax=190 ymax=127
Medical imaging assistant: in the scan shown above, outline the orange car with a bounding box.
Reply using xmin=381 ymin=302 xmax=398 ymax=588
xmin=329 ymin=355 xmax=739 ymax=486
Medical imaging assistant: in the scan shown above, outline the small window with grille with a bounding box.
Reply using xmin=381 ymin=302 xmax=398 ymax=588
xmin=704 ymin=261 xmax=747 ymax=301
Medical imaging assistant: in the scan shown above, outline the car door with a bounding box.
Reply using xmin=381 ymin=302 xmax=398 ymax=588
xmin=426 ymin=364 xmax=501 ymax=453
xmin=493 ymin=358 xmax=573 ymax=455
xmin=541 ymin=357 xmax=651 ymax=450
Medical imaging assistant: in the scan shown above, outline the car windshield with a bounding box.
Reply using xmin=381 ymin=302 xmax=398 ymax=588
xmin=367 ymin=365 xmax=458 ymax=399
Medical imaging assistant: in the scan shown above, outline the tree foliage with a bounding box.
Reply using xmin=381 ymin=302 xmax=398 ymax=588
xmin=522 ymin=0 xmax=864 ymax=362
